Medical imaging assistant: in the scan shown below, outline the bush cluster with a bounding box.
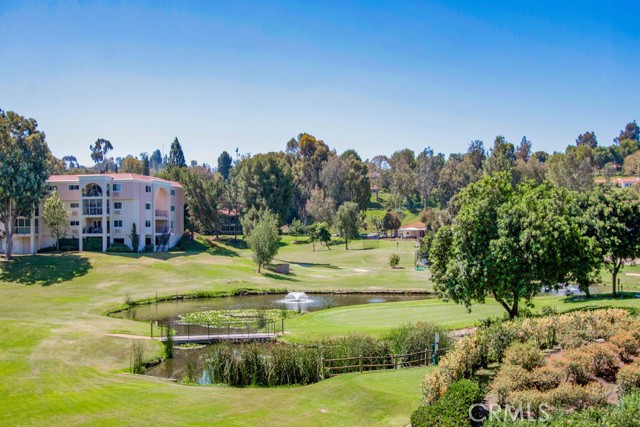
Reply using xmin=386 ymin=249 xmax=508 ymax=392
xmin=617 ymin=360 xmax=640 ymax=395
xmin=411 ymin=379 xmax=483 ymax=427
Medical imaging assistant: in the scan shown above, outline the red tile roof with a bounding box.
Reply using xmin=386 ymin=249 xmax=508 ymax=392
xmin=399 ymin=221 xmax=426 ymax=230
xmin=48 ymin=173 xmax=182 ymax=187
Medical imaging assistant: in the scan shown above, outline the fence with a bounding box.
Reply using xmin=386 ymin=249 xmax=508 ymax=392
xmin=321 ymin=346 xmax=446 ymax=377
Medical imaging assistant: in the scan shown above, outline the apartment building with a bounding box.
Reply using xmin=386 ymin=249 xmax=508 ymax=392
xmin=1 ymin=173 xmax=185 ymax=254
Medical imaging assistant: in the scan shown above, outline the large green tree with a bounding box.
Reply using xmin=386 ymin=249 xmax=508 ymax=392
xmin=334 ymin=202 xmax=360 ymax=250
xmin=168 ymin=137 xmax=186 ymax=168
xmin=308 ymin=222 xmax=331 ymax=251
xmin=217 ymin=151 xmax=233 ymax=180
xmin=246 ymin=211 xmax=281 ymax=273
xmin=41 ymin=191 xmax=68 ymax=251
xmin=431 ymin=173 xmax=584 ymax=318
xmin=286 ymin=133 xmax=331 ymax=223
xmin=237 ymin=152 xmax=294 ymax=224
xmin=584 ymin=186 xmax=640 ymax=296
xmin=0 ymin=110 xmax=52 ymax=259
xmin=306 ymin=187 xmax=336 ymax=224
xmin=416 ymin=147 xmax=445 ymax=209
xmin=89 ymin=138 xmax=113 ymax=172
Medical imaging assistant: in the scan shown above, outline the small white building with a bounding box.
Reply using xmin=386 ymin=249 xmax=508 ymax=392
xmin=399 ymin=221 xmax=427 ymax=239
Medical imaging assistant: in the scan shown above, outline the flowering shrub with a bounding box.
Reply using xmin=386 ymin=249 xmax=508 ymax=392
xmin=617 ymin=361 xmax=640 ymax=395
xmin=504 ymin=341 xmax=544 ymax=371
xmin=610 ymin=331 xmax=639 ymax=362
xmin=582 ymin=342 xmax=620 ymax=380
xmin=530 ymin=365 xmax=562 ymax=392
xmin=491 ymin=364 xmax=532 ymax=405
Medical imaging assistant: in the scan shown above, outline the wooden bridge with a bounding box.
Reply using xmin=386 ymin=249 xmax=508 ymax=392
xmin=151 ymin=319 xmax=282 ymax=344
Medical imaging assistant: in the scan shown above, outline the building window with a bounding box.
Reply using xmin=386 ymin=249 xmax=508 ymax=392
xmin=170 ymin=189 xmax=175 ymax=196
xmin=145 ymin=220 xmax=151 ymax=228
xmin=70 ymin=203 xmax=79 ymax=208
xmin=114 ymin=220 xmax=123 ymax=228
xmin=145 ymin=203 xmax=151 ymax=210
xmin=68 ymin=184 xmax=79 ymax=191
xmin=113 ymin=202 xmax=122 ymax=209
xmin=145 ymin=185 xmax=151 ymax=193
xmin=48 ymin=185 xmax=57 ymax=192
xmin=34 ymin=207 xmax=39 ymax=216
xmin=113 ymin=183 xmax=122 ymax=192
xmin=70 ymin=221 xmax=80 ymax=226
xmin=113 ymin=238 xmax=125 ymax=244
xmin=170 ymin=205 xmax=175 ymax=212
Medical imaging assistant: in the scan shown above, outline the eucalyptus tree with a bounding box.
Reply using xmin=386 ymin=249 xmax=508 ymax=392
xmin=89 ymin=138 xmax=113 ymax=172
xmin=0 ymin=110 xmax=52 ymax=259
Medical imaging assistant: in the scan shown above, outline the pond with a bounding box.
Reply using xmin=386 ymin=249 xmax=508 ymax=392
xmin=116 ymin=292 xmax=433 ymax=383
xmin=113 ymin=292 xmax=433 ymax=323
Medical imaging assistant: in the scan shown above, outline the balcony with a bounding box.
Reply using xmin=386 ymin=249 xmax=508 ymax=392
xmin=15 ymin=227 xmax=38 ymax=235
xmin=156 ymin=226 xmax=171 ymax=234
xmin=83 ymin=227 xmax=104 ymax=234
xmin=83 ymin=208 xmax=103 ymax=216
xmin=155 ymin=209 xmax=169 ymax=218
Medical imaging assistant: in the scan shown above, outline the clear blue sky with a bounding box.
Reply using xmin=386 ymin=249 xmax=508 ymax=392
xmin=0 ymin=1 xmax=637 ymax=166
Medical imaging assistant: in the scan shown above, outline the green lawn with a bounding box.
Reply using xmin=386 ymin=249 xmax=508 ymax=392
xmin=1 ymin=236 xmax=640 ymax=426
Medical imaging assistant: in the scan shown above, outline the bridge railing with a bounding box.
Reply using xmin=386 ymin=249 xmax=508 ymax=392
xmin=151 ymin=317 xmax=281 ymax=342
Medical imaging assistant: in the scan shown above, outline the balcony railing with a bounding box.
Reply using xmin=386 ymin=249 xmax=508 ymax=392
xmin=155 ymin=209 xmax=169 ymax=217
xmin=83 ymin=208 xmax=105 ymax=216
xmin=15 ymin=227 xmax=38 ymax=235
xmin=156 ymin=226 xmax=171 ymax=234
xmin=83 ymin=227 xmax=103 ymax=234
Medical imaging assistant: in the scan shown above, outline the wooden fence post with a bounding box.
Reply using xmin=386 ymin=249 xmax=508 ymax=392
xmin=359 ymin=355 xmax=363 ymax=373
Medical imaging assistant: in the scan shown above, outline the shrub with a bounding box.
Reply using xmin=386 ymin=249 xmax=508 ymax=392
xmin=421 ymin=365 xmax=452 ymax=404
xmin=83 ymin=237 xmax=102 ymax=252
xmin=617 ymin=361 xmax=640 ymax=395
xmin=604 ymin=391 xmax=640 ymax=426
xmin=507 ymin=388 xmax=549 ymax=418
xmin=530 ymin=365 xmax=563 ymax=392
xmin=411 ymin=379 xmax=482 ymax=427
xmin=504 ymin=341 xmax=544 ymax=371
xmin=491 ymin=364 xmax=532 ymax=406
xmin=388 ymin=253 xmax=400 ymax=268
xmin=610 ymin=331 xmax=639 ymax=362
xmin=549 ymin=349 xmax=591 ymax=384
xmin=476 ymin=320 xmax=519 ymax=364
xmin=106 ymin=243 xmax=132 ymax=253
xmin=581 ymin=342 xmax=620 ymax=380
xmin=421 ymin=334 xmax=479 ymax=403
xmin=548 ymin=382 xmax=609 ymax=411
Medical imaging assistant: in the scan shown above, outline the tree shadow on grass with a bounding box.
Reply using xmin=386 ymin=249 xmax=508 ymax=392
xmin=0 ymin=254 xmax=91 ymax=286
xmin=262 ymin=272 xmax=301 ymax=282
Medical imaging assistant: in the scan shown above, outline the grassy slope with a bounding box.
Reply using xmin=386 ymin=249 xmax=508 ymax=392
xmin=1 ymin=236 xmax=640 ymax=426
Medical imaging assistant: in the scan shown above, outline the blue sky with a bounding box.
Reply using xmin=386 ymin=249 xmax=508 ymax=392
xmin=0 ymin=1 xmax=637 ymax=166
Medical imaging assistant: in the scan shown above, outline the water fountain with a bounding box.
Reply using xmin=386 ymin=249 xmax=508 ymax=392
xmin=284 ymin=291 xmax=311 ymax=303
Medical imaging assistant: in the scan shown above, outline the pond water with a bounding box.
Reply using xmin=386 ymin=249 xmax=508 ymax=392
xmin=118 ymin=292 xmax=433 ymax=382
xmin=114 ymin=292 xmax=432 ymax=323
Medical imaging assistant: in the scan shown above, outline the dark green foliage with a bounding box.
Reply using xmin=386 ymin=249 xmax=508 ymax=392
xmin=83 ymin=237 xmax=102 ymax=252
xmin=106 ymin=243 xmax=132 ymax=253
xmin=129 ymin=223 xmax=139 ymax=252
xmin=168 ymin=137 xmax=186 ymax=168
xmin=411 ymin=379 xmax=483 ymax=427
xmin=217 ymin=150 xmax=233 ymax=180
xmin=382 ymin=210 xmax=401 ymax=232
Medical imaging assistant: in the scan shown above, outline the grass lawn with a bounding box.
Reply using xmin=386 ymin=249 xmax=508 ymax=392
xmin=1 ymin=235 xmax=640 ymax=426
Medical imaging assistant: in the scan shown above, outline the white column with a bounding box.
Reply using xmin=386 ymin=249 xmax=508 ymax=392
xmin=29 ymin=214 xmax=36 ymax=254
xmin=151 ymin=184 xmax=156 ymax=252
xmin=102 ymin=189 xmax=107 ymax=252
